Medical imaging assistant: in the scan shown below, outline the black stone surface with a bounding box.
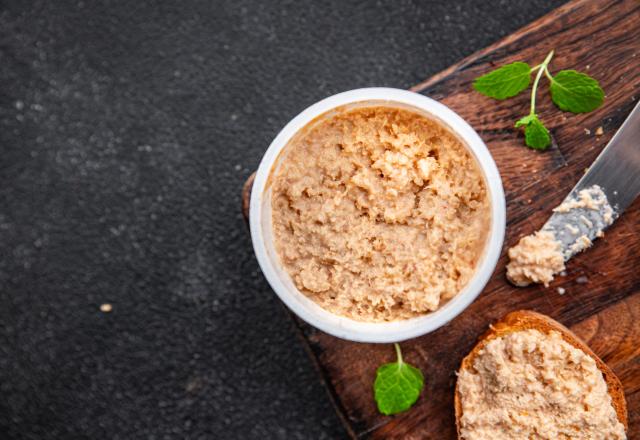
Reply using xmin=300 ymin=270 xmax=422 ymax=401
xmin=1 ymin=1 xmax=565 ymax=438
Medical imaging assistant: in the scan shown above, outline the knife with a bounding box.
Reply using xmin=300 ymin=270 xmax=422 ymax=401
xmin=542 ymin=100 xmax=640 ymax=260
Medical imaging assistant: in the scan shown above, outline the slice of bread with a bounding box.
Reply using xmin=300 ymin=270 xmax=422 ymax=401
xmin=454 ymin=310 xmax=628 ymax=438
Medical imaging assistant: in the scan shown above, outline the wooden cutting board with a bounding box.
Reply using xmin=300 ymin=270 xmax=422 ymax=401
xmin=242 ymin=0 xmax=640 ymax=437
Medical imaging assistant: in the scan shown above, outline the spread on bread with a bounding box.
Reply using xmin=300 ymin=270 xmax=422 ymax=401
xmin=457 ymin=328 xmax=626 ymax=440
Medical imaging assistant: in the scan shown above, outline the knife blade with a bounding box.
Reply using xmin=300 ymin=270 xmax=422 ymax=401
xmin=542 ymin=100 xmax=640 ymax=260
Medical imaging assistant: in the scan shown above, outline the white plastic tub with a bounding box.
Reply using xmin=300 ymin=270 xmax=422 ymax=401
xmin=250 ymin=88 xmax=505 ymax=343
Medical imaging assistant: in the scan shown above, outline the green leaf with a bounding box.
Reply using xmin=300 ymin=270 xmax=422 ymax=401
xmin=549 ymin=70 xmax=604 ymax=113
xmin=514 ymin=114 xmax=536 ymax=128
xmin=525 ymin=119 xmax=551 ymax=150
xmin=473 ymin=62 xmax=532 ymax=100
xmin=515 ymin=114 xmax=551 ymax=149
xmin=373 ymin=344 xmax=424 ymax=415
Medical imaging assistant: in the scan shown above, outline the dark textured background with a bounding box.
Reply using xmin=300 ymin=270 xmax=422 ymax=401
xmin=1 ymin=1 xmax=565 ymax=438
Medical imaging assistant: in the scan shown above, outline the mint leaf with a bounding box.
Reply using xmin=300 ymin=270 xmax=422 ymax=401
xmin=515 ymin=114 xmax=536 ymax=127
xmin=525 ymin=119 xmax=551 ymax=150
xmin=549 ymin=70 xmax=604 ymax=113
xmin=473 ymin=62 xmax=532 ymax=100
xmin=516 ymin=114 xmax=551 ymax=149
xmin=373 ymin=344 xmax=424 ymax=415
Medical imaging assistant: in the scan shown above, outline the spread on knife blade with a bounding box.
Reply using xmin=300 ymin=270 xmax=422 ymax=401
xmin=506 ymin=185 xmax=615 ymax=287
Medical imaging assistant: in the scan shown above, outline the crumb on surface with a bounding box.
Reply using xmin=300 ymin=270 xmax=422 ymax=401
xmin=576 ymin=276 xmax=589 ymax=284
xmin=595 ymin=126 xmax=604 ymax=136
xmin=584 ymin=128 xmax=591 ymax=135
xmin=557 ymin=287 xmax=566 ymax=295
xmin=100 ymin=303 xmax=113 ymax=313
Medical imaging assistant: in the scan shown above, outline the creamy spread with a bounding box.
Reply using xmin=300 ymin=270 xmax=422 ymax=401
xmin=566 ymin=224 xmax=579 ymax=235
xmin=507 ymin=185 xmax=614 ymax=287
xmin=579 ymin=215 xmax=593 ymax=228
xmin=457 ymin=329 xmax=626 ymax=440
xmin=270 ymin=105 xmax=490 ymax=322
xmin=506 ymin=231 xmax=565 ymax=287
xmin=570 ymin=234 xmax=593 ymax=254
xmin=553 ymin=187 xmax=610 ymax=213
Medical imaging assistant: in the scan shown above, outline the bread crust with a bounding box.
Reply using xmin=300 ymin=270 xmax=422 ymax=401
xmin=454 ymin=310 xmax=628 ymax=439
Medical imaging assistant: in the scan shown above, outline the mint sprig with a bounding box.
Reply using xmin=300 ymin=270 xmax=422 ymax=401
xmin=373 ymin=343 xmax=424 ymax=416
xmin=474 ymin=50 xmax=604 ymax=150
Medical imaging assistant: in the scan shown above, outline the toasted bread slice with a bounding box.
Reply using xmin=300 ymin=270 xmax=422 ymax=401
xmin=454 ymin=310 xmax=628 ymax=439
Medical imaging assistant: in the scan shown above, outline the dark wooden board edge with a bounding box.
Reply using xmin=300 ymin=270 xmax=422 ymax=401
xmin=241 ymin=172 xmax=255 ymax=227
